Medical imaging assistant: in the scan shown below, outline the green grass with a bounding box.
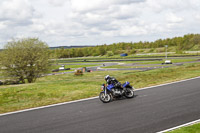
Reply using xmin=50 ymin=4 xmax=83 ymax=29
xmin=0 ymin=62 xmax=200 ymax=114
xmin=169 ymin=123 xmax=200 ymax=133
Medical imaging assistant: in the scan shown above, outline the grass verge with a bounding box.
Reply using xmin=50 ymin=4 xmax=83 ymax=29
xmin=0 ymin=63 xmax=200 ymax=114
xmin=169 ymin=123 xmax=200 ymax=133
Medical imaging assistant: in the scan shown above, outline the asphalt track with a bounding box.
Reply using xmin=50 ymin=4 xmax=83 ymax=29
xmin=0 ymin=77 xmax=200 ymax=133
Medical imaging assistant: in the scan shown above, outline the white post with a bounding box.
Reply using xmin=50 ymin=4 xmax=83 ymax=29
xmin=165 ymin=45 xmax=168 ymax=59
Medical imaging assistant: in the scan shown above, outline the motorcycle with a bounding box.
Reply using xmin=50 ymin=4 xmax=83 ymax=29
xmin=99 ymin=81 xmax=134 ymax=103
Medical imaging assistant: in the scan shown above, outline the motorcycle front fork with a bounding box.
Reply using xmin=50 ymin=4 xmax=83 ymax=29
xmin=104 ymin=87 xmax=107 ymax=95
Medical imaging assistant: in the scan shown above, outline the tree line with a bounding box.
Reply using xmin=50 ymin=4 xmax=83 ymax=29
xmin=51 ymin=34 xmax=200 ymax=58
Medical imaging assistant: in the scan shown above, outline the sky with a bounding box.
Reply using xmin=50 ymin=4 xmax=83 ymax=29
xmin=0 ymin=0 xmax=200 ymax=48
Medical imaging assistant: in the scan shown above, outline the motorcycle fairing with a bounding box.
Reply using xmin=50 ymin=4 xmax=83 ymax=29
xmin=107 ymin=84 xmax=115 ymax=91
xmin=123 ymin=81 xmax=130 ymax=88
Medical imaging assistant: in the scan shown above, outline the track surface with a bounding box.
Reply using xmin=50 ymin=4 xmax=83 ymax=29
xmin=0 ymin=77 xmax=200 ymax=133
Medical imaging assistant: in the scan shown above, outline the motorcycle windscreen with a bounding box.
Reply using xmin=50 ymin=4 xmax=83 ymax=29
xmin=123 ymin=81 xmax=130 ymax=87
xmin=107 ymin=84 xmax=115 ymax=91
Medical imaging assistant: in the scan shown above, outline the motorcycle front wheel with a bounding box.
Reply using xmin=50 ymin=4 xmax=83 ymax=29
xmin=99 ymin=92 xmax=112 ymax=103
xmin=124 ymin=88 xmax=134 ymax=98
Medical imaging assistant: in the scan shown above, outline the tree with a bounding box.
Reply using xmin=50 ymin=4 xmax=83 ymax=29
xmin=1 ymin=38 xmax=50 ymax=83
xmin=106 ymin=51 xmax=114 ymax=57
xmin=98 ymin=46 xmax=106 ymax=56
xmin=82 ymin=47 xmax=89 ymax=56
xmin=130 ymin=49 xmax=137 ymax=54
xmin=76 ymin=48 xmax=84 ymax=57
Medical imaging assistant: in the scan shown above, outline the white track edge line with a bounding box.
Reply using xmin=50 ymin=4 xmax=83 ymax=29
xmin=0 ymin=76 xmax=200 ymax=117
xmin=136 ymin=76 xmax=200 ymax=91
xmin=157 ymin=119 xmax=200 ymax=133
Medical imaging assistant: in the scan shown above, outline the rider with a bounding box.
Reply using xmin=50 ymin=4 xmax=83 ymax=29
xmin=104 ymin=75 xmax=124 ymax=92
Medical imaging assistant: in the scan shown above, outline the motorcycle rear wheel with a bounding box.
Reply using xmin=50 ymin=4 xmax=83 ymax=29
xmin=99 ymin=92 xmax=112 ymax=103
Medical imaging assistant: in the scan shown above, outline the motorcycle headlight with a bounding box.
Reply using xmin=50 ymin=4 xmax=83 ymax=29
xmin=101 ymin=86 xmax=104 ymax=91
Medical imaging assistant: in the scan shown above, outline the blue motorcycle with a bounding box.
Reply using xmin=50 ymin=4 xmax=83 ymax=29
xmin=99 ymin=81 xmax=134 ymax=103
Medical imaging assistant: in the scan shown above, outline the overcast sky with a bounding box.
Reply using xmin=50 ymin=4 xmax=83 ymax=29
xmin=0 ymin=0 xmax=200 ymax=48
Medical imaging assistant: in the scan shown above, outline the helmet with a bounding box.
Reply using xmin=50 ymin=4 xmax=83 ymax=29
xmin=105 ymin=75 xmax=110 ymax=80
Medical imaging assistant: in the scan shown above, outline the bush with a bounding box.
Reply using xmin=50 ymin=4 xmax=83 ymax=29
xmin=149 ymin=48 xmax=155 ymax=53
xmin=156 ymin=48 xmax=165 ymax=53
xmin=74 ymin=70 xmax=83 ymax=76
xmin=139 ymin=49 xmax=144 ymax=53
xmin=176 ymin=50 xmax=184 ymax=54
xmin=3 ymin=79 xmax=20 ymax=85
xmin=106 ymin=51 xmax=114 ymax=57
xmin=52 ymin=69 xmax=59 ymax=72
xmin=130 ymin=49 xmax=137 ymax=54
xmin=0 ymin=80 xmax=3 ymax=85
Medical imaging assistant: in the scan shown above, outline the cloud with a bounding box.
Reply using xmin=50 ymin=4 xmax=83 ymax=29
xmin=146 ymin=0 xmax=190 ymax=13
xmin=70 ymin=0 xmax=106 ymax=12
xmin=48 ymin=0 xmax=67 ymax=7
xmin=166 ymin=13 xmax=183 ymax=23
xmin=0 ymin=0 xmax=35 ymax=25
xmin=109 ymin=4 xmax=141 ymax=19
xmin=195 ymin=14 xmax=200 ymax=21
xmin=0 ymin=22 xmax=7 ymax=30
xmin=0 ymin=0 xmax=42 ymax=47
xmin=189 ymin=0 xmax=200 ymax=10
xmin=70 ymin=0 xmax=145 ymax=12
xmin=69 ymin=0 xmax=145 ymax=37
xmin=119 ymin=26 xmax=147 ymax=36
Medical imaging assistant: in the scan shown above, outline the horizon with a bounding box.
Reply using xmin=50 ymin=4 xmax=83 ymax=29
xmin=0 ymin=33 xmax=199 ymax=49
